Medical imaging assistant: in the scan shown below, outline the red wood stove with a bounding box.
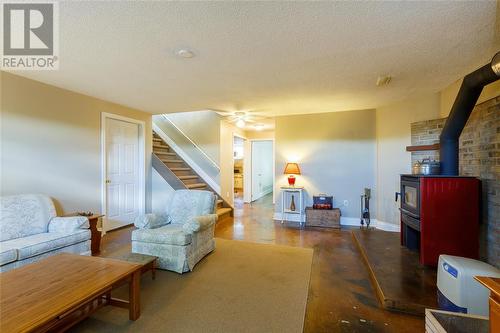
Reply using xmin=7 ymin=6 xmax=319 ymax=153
xmin=400 ymin=175 xmax=480 ymax=266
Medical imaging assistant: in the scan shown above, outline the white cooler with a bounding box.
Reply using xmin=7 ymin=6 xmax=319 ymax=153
xmin=437 ymin=254 xmax=500 ymax=317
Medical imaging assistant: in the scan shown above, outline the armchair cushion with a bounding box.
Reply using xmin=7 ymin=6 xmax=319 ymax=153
xmin=167 ymin=190 xmax=216 ymax=225
xmin=182 ymin=214 xmax=218 ymax=234
xmin=48 ymin=216 xmax=89 ymax=233
xmin=134 ymin=213 xmax=170 ymax=229
xmin=132 ymin=225 xmax=191 ymax=246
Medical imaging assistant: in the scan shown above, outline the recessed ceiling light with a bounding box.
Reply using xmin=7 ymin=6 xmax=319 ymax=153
xmin=254 ymin=124 xmax=264 ymax=131
xmin=176 ymin=49 xmax=195 ymax=58
xmin=236 ymin=119 xmax=245 ymax=128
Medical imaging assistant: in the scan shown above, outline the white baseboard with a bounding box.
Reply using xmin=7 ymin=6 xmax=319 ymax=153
xmin=339 ymin=217 xmax=400 ymax=232
xmin=375 ymin=220 xmax=400 ymax=232
xmin=273 ymin=213 xmax=400 ymax=232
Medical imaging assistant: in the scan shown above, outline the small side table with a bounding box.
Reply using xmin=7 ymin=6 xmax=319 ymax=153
xmin=280 ymin=186 xmax=305 ymax=226
xmin=65 ymin=213 xmax=104 ymax=256
xmin=108 ymin=252 xmax=158 ymax=280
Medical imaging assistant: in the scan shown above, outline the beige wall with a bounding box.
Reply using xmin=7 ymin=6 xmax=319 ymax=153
xmin=1 ymin=72 xmax=152 ymax=214
xmin=165 ymin=110 xmax=221 ymax=162
xmin=375 ymin=93 xmax=441 ymax=225
xmin=245 ymin=130 xmax=275 ymax=140
xmin=440 ymin=79 xmax=500 ymax=117
xmin=275 ymin=109 xmax=376 ymax=218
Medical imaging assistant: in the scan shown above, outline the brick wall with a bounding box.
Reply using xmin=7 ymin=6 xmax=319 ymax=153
xmin=410 ymin=96 xmax=500 ymax=268
xmin=410 ymin=118 xmax=445 ymax=165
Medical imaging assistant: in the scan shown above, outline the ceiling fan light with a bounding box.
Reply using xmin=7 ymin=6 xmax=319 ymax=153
xmin=236 ymin=119 xmax=245 ymax=128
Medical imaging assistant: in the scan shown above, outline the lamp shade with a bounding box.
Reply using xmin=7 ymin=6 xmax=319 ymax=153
xmin=284 ymin=162 xmax=301 ymax=175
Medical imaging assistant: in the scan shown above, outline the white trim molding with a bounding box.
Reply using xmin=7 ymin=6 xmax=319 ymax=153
xmin=338 ymin=217 xmax=400 ymax=232
xmin=100 ymin=112 xmax=147 ymax=234
xmin=153 ymin=123 xmax=222 ymax=195
xmin=272 ymin=214 xmax=400 ymax=232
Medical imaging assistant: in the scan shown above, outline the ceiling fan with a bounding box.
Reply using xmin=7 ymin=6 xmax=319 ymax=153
xmin=214 ymin=109 xmax=268 ymax=129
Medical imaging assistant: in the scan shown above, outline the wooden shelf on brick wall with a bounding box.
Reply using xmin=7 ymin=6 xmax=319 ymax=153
xmin=406 ymin=143 xmax=440 ymax=152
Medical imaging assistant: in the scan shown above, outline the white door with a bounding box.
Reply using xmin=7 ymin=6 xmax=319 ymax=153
xmin=251 ymin=140 xmax=274 ymax=201
xmin=105 ymin=118 xmax=140 ymax=230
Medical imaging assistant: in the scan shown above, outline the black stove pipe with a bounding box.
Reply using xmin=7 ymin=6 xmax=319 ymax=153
xmin=440 ymin=52 xmax=500 ymax=176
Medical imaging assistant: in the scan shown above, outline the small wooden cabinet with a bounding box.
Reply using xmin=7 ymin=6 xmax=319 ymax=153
xmin=305 ymin=207 xmax=341 ymax=228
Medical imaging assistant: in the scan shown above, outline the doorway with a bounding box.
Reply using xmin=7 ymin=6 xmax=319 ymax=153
xmin=101 ymin=113 xmax=146 ymax=232
xmin=233 ymin=136 xmax=245 ymax=207
xmin=251 ymin=140 xmax=274 ymax=202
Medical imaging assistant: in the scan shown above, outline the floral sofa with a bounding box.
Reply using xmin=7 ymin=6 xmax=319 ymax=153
xmin=132 ymin=190 xmax=217 ymax=274
xmin=0 ymin=194 xmax=91 ymax=272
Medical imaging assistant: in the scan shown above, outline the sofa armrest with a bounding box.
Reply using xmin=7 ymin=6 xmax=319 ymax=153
xmin=182 ymin=214 xmax=218 ymax=234
xmin=134 ymin=213 xmax=170 ymax=229
xmin=48 ymin=216 xmax=89 ymax=233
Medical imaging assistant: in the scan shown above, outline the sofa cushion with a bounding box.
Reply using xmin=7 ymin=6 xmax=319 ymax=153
xmin=132 ymin=225 xmax=192 ymax=246
xmin=0 ymin=194 xmax=57 ymax=241
xmin=167 ymin=190 xmax=216 ymax=225
xmin=0 ymin=247 xmax=17 ymax=266
xmin=0 ymin=230 xmax=91 ymax=260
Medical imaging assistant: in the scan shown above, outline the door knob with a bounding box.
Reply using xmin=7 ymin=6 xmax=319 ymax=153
xmin=105 ymin=180 xmax=111 ymax=184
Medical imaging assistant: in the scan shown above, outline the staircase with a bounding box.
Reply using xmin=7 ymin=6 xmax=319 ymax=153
xmin=152 ymin=131 xmax=232 ymax=220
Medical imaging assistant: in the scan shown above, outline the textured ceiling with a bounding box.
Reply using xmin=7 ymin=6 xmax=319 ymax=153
xmin=12 ymin=1 xmax=500 ymax=116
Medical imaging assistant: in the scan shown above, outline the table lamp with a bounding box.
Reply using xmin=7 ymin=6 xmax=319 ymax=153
xmin=283 ymin=162 xmax=301 ymax=187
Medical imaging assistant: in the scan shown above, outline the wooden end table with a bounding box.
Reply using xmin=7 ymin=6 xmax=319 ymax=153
xmin=65 ymin=213 xmax=104 ymax=255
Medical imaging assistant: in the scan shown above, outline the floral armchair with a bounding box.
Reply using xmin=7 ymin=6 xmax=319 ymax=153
xmin=131 ymin=190 xmax=217 ymax=274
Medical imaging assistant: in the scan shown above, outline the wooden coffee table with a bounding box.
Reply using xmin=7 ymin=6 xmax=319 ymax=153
xmin=0 ymin=253 xmax=142 ymax=333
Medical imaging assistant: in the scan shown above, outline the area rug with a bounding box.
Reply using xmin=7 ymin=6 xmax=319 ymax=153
xmin=72 ymin=238 xmax=313 ymax=333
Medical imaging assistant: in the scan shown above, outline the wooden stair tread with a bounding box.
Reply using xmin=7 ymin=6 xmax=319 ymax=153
xmin=216 ymin=207 xmax=232 ymax=217
xmin=186 ymin=183 xmax=207 ymax=189
xmin=170 ymin=167 xmax=191 ymax=171
xmin=162 ymin=159 xmax=184 ymax=163
xmin=153 ymin=144 xmax=169 ymax=149
xmin=178 ymin=175 xmax=198 ymax=180
xmin=154 ymin=151 xmax=176 ymax=156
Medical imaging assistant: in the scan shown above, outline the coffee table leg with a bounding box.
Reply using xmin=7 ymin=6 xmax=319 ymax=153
xmin=152 ymin=260 xmax=156 ymax=280
xmin=129 ymin=270 xmax=140 ymax=320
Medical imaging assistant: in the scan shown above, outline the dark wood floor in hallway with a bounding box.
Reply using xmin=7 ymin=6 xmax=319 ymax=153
xmin=101 ymin=193 xmax=423 ymax=332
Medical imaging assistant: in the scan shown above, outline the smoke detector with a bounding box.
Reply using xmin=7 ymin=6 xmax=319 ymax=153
xmin=376 ymin=75 xmax=392 ymax=86
xmin=176 ymin=49 xmax=195 ymax=58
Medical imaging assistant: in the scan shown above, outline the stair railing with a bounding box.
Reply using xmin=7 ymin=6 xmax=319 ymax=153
xmin=161 ymin=115 xmax=220 ymax=172
xmin=153 ymin=114 xmax=221 ymax=194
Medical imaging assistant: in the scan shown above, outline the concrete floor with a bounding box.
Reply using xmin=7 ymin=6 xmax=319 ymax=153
xmin=216 ymin=193 xmax=423 ymax=332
